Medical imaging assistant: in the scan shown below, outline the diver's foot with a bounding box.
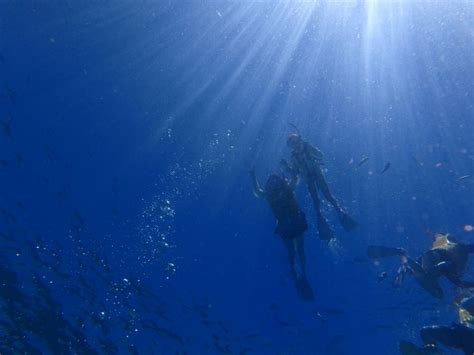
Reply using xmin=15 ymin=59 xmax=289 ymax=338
xmin=317 ymin=219 xmax=336 ymax=241
xmin=294 ymin=275 xmax=314 ymax=301
xmin=338 ymin=212 xmax=358 ymax=231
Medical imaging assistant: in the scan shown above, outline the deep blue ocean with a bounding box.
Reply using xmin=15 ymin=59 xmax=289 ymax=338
xmin=1 ymin=1 xmax=473 ymax=354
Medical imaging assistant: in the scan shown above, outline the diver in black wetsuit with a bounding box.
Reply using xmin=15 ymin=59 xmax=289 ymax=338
xmin=250 ymin=168 xmax=314 ymax=301
xmin=281 ymin=134 xmax=357 ymax=241
xmin=400 ymin=295 xmax=474 ymax=355
xmin=368 ymin=234 xmax=474 ymax=299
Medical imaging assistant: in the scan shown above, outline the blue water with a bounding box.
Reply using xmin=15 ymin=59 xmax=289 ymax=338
xmin=1 ymin=1 xmax=473 ymax=354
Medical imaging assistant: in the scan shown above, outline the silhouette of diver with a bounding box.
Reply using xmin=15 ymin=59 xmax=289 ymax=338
xmin=400 ymin=295 xmax=474 ymax=355
xmin=281 ymin=133 xmax=357 ymax=241
xmin=250 ymin=168 xmax=314 ymax=301
xmin=368 ymin=233 xmax=474 ymax=299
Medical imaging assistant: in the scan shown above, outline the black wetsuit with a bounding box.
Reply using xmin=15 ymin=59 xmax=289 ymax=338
xmin=266 ymin=185 xmax=307 ymax=240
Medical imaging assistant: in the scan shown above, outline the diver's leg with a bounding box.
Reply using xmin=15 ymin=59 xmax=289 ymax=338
xmin=313 ymin=169 xmax=342 ymax=212
xmin=314 ymin=169 xmax=358 ymax=231
xmin=292 ymin=235 xmax=314 ymax=301
xmin=307 ymin=181 xmax=335 ymax=241
xmin=283 ymin=238 xmax=297 ymax=279
xmin=294 ymin=236 xmax=307 ymax=278
xmin=420 ymin=326 xmax=463 ymax=349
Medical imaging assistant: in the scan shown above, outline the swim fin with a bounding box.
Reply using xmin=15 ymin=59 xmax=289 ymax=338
xmin=294 ymin=275 xmax=314 ymax=301
xmin=367 ymin=246 xmax=405 ymax=259
xmin=406 ymin=258 xmax=444 ymax=299
xmin=317 ymin=218 xmax=335 ymax=241
xmin=338 ymin=212 xmax=358 ymax=231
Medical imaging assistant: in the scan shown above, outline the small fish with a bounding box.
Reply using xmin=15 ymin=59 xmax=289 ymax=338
xmin=5 ymin=85 xmax=16 ymax=103
xmin=14 ymin=153 xmax=23 ymax=167
xmin=381 ymin=162 xmax=391 ymax=174
xmin=378 ymin=271 xmax=387 ymax=283
xmin=356 ymin=156 xmax=369 ymax=168
xmin=457 ymin=175 xmax=471 ymax=181
xmin=411 ymin=155 xmax=423 ymax=167
xmin=0 ymin=115 xmax=13 ymax=140
xmin=216 ymin=9 xmax=222 ymax=17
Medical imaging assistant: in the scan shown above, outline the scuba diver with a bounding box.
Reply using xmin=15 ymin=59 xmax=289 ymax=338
xmin=250 ymin=167 xmax=314 ymax=301
xmin=368 ymin=233 xmax=474 ymax=299
xmin=399 ymin=294 xmax=474 ymax=355
xmin=281 ymin=133 xmax=357 ymax=241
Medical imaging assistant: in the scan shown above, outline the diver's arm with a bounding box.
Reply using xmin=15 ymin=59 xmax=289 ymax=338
xmin=250 ymin=168 xmax=265 ymax=199
xmin=305 ymin=143 xmax=324 ymax=162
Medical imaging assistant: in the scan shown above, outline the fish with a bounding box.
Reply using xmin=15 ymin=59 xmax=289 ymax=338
xmin=72 ymin=210 xmax=85 ymax=230
xmin=378 ymin=271 xmax=388 ymax=283
xmin=381 ymin=162 xmax=391 ymax=174
xmin=411 ymin=155 xmax=423 ymax=167
xmin=356 ymin=156 xmax=369 ymax=168
xmin=457 ymin=175 xmax=471 ymax=181
xmin=0 ymin=115 xmax=13 ymax=140
xmin=4 ymin=85 xmax=16 ymax=103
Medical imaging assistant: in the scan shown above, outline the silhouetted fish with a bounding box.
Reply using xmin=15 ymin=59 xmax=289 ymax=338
xmin=381 ymin=162 xmax=391 ymax=174
xmin=411 ymin=155 xmax=423 ymax=167
xmin=356 ymin=156 xmax=369 ymax=168
xmin=0 ymin=115 xmax=13 ymax=140
xmin=0 ymin=208 xmax=16 ymax=223
xmin=4 ymin=85 xmax=16 ymax=103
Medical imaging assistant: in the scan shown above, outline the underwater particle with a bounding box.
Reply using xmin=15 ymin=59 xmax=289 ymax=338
xmin=435 ymin=162 xmax=443 ymax=168
xmin=464 ymin=225 xmax=473 ymax=232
